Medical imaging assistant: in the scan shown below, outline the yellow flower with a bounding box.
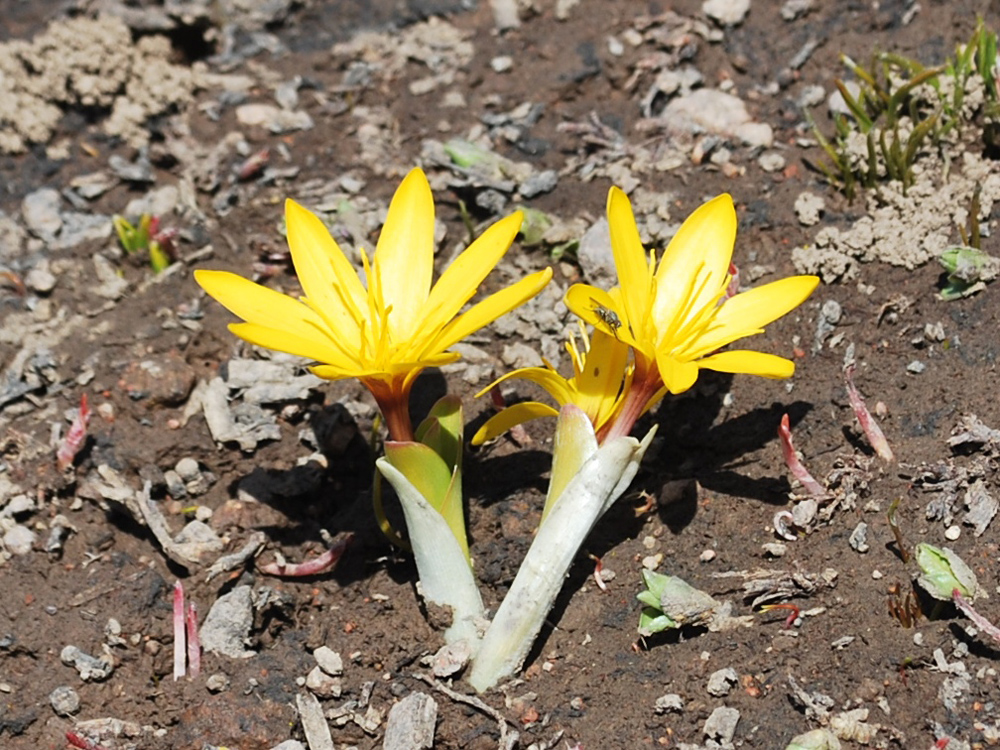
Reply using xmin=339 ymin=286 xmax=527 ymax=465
xmin=196 ymin=168 xmax=552 ymax=439
xmin=566 ymin=188 xmax=818 ymax=408
xmin=471 ymin=325 xmax=632 ymax=445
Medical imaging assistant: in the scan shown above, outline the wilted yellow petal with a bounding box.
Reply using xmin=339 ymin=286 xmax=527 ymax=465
xmin=471 ymin=401 xmax=559 ymax=445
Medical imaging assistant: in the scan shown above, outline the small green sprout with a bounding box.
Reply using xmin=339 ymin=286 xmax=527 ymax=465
xmin=807 ymin=19 xmax=999 ymax=200
xmin=914 ymin=543 xmax=981 ymax=601
xmin=637 ymin=568 xmax=720 ymax=637
xmin=937 ymin=246 xmax=1000 ymax=300
xmin=113 ymin=213 xmax=176 ymax=272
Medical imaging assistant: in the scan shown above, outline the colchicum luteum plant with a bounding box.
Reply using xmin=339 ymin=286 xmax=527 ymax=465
xmin=196 ymin=168 xmax=818 ymax=692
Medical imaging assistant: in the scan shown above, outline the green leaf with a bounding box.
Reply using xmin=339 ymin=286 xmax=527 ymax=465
xmin=415 ymin=394 xmax=463 ymax=472
xmin=383 ymin=440 xmax=468 ymax=559
xmin=915 ymin=543 xmax=980 ymax=601
xmin=638 ymin=607 xmax=677 ymax=637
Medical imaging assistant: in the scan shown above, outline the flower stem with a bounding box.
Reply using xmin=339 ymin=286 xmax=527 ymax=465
xmin=600 ymin=360 xmax=662 ymax=443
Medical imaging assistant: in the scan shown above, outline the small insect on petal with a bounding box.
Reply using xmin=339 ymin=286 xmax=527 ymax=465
xmin=56 ymin=394 xmax=91 ymax=472
xmin=590 ymin=297 xmax=623 ymax=340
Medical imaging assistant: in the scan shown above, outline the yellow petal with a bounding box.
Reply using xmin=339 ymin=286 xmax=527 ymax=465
xmin=196 ymin=269 xmax=350 ymax=356
xmin=229 ymin=322 xmax=353 ymax=370
xmin=574 ymin=329 xmax=630 ymax=423
xmin=563 ymin=283 xmax=641 ymax=350
xmin=421 ymin=212 xmax=523 ymax=332
xmin=474 ymin=366 xmax=574 ymax=406
xmin=652 ymin=194 xmax=736 ymax=331
xmin=606 ymin=187 xmax=653 ymax=330
xmin=372 ymin=168 xmax=435 ymax=341
xmin=655 ymin=349 xmax=700 ymax=394
xmin=471 ymin=401 xmax=559 ymax=445
xmin=685 ymin=275 xmax=820 ymax=358
xmin=427 ymin=268 xmax=553 ymax=355
xmin=697 ymin=350 xmax=796 ymax=379
xmin=285 ymin=200 xmax=365 ymax=351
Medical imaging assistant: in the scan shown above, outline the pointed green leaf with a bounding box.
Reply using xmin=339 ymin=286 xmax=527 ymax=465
xmin=383 ymin=440 xmax=468 ymax=559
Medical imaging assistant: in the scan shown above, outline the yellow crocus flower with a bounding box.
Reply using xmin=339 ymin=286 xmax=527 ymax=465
xmin=471 ymin=325 xmax=632 ymax=445
xmin=196 ymin=168 xmax=552 ymax=440
xmin=565 ymin=188 xmax=819 ymax=440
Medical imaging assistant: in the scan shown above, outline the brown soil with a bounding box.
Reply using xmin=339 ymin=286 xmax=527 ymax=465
xmin=1 ymin=1 xmax=999 ymax=749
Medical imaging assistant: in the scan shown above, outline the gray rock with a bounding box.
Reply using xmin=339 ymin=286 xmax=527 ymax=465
xmin=577 ymin=216 xmax=615 ymax=285
xmin=706 ymin=667 xmax=739 ymax=697
xmin=661 ymin=89 xmax=773 ymax=147
xmin=519 ymin=170 xmax=558 ymax=198
xmin=704 ymin=706 xmax=740 ymax=743
xmin=25 ymin=263 xmax=57 ymax=294
xmin=60 ymin=645 xmax=114 ymax=681
xmin=501 ymin=342 xmax=544 ymax=369
xmin=383 ymin=692 xmax=437 ymax=750
xmin=200 ymin=585 xmax=255 ymax=658
xmin=49 ymin=685 xmax=81 ymax=715
xmin=703 ymin=0 xmax=750 ymax=25
xmin=313 ymin=646 xmax=343 ymax=676
xmin=295 ymin=691 xmax=334 ymax=750
xmin=305 ymin=666 xmax=342 ymax=698
xmin=3 ymin=525 xmax=36 ymax=555
xmin=52 ymin=212 xmax=112 ymax=250
xmin=22 ymin=188 xmax=63 ymax=242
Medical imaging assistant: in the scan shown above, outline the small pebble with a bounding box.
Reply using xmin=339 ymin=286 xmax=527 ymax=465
xmin=706 ymin=667 xmax=738 ymax=697
xmin=945 ymin=525 xmax=961 ymax=541
xmin=913 ymin=632 xmax=924 ymax=646
xmin=871 ymin=569 xmax=883 ymax=580
xmin=762 ymin=542 xmax=787 ymax=557
xmin=758 ymin=152 xmax=786 ymax=172
xmin=49 ymin=685 xmax=80 ymax=716
xmin=907 ymin=360 xmax=926 ymax=374
xmin=314 ymin=646 xmax=344 ymax=676
xmin=491 ymin=56 xmax=513 ymax=73
xmin=641 ymin=554 xmax=663 ymax=570
xmin=699 ymin=549 xmax=717 ymax=562
xmin=654 ymin=694 xmax=684 ymax=714
xmin=206 ymin=673 xmax=230 ymax=693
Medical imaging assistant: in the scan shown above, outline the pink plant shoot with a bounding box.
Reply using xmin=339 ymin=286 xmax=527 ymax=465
xmin=185 ymin=602 xmax=200 ymax=678
xmin=258 ymin=533 xmax=353 ymax=577
xmin=844 ymin=364 xmax=894 ymax=462
xmin=56 ymin=393 xmax=91 ymax=471
xmin=173 ymin=580 xmax=186 ymax=681
xmin=953 ymin=589 xmax=1000 ymax=646
xmin=778 ymin=414 xmax=826 ymax=498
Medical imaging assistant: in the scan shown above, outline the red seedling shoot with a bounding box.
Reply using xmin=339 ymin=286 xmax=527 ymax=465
xmin=953 ymin=589 xmax=1000 ymax=645
xmin=777 ymin=414 xmax=825 ymax=498
xmin=173 ymin=580 xmax=186 ymax=681
xmin=56 ymin=394 xmax=91 ymax=471
xmin=186 ymin=601 xmax=200 ymax=678
xmin=844 ymin=364 xmax=894 ymax=462
xmin=759 ymin=603 xmax=801 ymax=629
xmin=588 ymin=553 xmax=608 ymax=592
xmin=258 ymin=533 xmax=353 ymax=577
xmin=65 ymin=731 xmax=108 ymax=750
